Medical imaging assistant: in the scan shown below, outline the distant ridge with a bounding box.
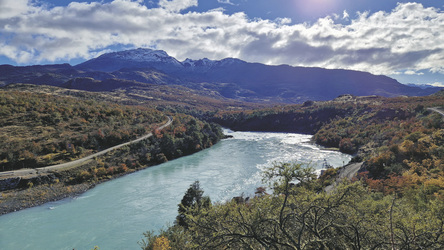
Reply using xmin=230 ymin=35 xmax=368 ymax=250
xmin=75 ymin=48 xmax=441 ymax=102
xmin=1 ymin=48 xmax=442 ymax=103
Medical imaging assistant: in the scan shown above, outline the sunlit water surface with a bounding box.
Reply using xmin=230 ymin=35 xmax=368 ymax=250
xmin=0 ymin=130 xmax=351 ymax=249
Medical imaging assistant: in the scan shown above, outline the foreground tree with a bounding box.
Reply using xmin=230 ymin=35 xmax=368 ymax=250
xmin=176 ymin=181 xmax=211 ymax=229
xmin=141 ymin=163 xmax=444 ymax=249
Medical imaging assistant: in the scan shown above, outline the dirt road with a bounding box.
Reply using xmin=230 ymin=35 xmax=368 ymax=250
xmin=428 ymin=107 xmax=444 ymax=117
xmin=324 ymin=162 xmax=363 ymax=193
xmin=1 ymin=116 xmax=173 ymax=178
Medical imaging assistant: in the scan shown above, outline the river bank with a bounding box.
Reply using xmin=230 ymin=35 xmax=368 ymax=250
xmin=0 ymin=182 xmax=92 ymax=215
xmin=0 ymin=130 xmax=348 ymax=217
xmin=0 ymin=116 xmax=226 ymax=216
xmin=0 ymin=158 xmax=148 ymax=215
xmin=0 ymin=146 xmax=213 ymax=215
xmin=0 ymin=117 xmax=172 ymax=215
xmin=0 ymin=130 xmax=352 ymax=250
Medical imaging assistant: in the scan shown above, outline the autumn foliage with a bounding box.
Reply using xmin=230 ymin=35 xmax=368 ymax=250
xmin=0 ymin=89 xmax=169 ymax=171
xmin=213 ymin=94 xmax=444 ymax=197
xmin=0 ymin=89 xmax=224 ymax=188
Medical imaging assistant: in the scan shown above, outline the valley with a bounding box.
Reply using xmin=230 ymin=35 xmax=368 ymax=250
xmin=2 ymin=0 xmax=444 ymax=247
xmin=0 ymin=48 xmax=443 ymax=249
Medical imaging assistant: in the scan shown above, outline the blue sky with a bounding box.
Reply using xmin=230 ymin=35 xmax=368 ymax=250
xmin=1 ymin=0 xmax=443 ymax=86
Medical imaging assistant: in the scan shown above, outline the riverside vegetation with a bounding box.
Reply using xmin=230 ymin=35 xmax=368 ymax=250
xmin=212 ymin=92 xmax=444 ymax=194
xmin=141 ymin=162 xmax=444 ymax=249
xmin=1 ymin=84 xmax=443 ymax=248
xmin=142 ymin=91 xmax=444 ymax=249
xmin=0 ymin=88 xmax=224 ymax=214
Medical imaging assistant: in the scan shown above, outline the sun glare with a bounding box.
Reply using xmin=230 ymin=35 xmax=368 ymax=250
xmin=294 ymin=0 xmax=338 ymax=18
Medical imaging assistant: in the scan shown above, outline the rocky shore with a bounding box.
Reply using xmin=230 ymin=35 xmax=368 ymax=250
xmin=0 ymin=182 xmax=93 ymax=215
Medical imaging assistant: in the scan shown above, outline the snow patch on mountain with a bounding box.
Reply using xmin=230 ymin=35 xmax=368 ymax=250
xmin=77 ymin=48 xmax=247 ymax=72
xmin=182 ymin=57 xmax=245 ymax=68
xmin=99 ymin=48 xmax=182 ymax=66
xmin=182 ymin=58 xmax=215 ymax=67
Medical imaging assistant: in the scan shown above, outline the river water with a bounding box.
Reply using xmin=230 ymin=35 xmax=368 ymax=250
xmin=0 ymin=130 xmax=351 ymax=250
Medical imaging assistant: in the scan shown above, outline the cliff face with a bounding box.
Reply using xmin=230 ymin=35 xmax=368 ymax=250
xmin=212 ymin=107 xmax=352 ymax=134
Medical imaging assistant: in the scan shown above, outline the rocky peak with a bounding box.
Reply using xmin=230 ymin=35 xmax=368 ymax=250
xmin=98 ymin=48 xmax=182 ymax=66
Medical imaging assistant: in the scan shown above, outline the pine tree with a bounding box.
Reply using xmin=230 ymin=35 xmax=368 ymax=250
xmin=176 ymin=181 xmax=211 ymax=228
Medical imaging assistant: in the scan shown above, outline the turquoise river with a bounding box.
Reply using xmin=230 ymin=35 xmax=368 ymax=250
xmin=0 ymin=130 xmax=351 ymax=249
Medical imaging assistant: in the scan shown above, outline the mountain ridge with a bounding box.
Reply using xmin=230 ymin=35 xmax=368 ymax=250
xmin=75 ymin=48 xmax=245 ymax=73
xmin=1 ymin=48 xmax=442 ymax=103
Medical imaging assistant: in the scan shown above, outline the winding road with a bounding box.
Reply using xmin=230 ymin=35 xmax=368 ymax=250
xmin=428 ymin=107 xmax=444 ymax=117
xmin=324 ymin=162 xmax=363 ymax=193
xmin=0 ymin=116 xmax=173 ymax=178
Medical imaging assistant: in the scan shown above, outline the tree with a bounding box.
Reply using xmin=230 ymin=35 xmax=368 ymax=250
xmin=152 ymin=236 xmax=171 ymax=250
xmin=339 ymin=137 xmax=356 ymax=154
xmin=176 ymin=181 xmax=211 ymax=229
xmin=142 ymin=162 xmax=444 ymax=249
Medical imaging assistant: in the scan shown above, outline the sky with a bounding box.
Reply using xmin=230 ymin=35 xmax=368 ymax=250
xmin=0 ymin=0 xmax=443 ymax=86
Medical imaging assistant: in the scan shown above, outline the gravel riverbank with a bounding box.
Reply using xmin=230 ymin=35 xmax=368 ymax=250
xmin=0 ymin=183 xmax=93 ymax=215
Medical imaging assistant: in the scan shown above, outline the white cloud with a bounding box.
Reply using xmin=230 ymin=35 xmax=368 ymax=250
xmin=404 ymin=70 xmax=424 ymax=75
xmin=0 ymin=0 xmax=34 ymax=19
xmin=431 ymin=82 xmax=444 ymax=87
xmin=158 ymin=0 xmax=197 ymax=12
xmin=217 ymin=0 xmax=235 ymax=5
xmin=0 ymin=1 xmax=443 ymax=77
xmin=342 ymin=10 xmax=349 ymax=20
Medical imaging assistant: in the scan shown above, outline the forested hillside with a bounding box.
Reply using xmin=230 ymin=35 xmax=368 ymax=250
xmin=0 ymin=87 xmax=225 ymax=213
xmin=0 ymin=85 xmax=230 ymax=173
xmin=212 ymin=93 xmax=444 ymax=195
xmin=0 ymin=90 xmax=165 ymax=171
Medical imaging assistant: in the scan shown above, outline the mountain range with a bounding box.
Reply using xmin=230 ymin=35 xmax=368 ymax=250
xmin=0 ymin=48 xmax=441 ymax=103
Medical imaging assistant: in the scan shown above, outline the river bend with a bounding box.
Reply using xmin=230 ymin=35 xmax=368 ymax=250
xmin=0 ymin=130 xmax=351 ymax=249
